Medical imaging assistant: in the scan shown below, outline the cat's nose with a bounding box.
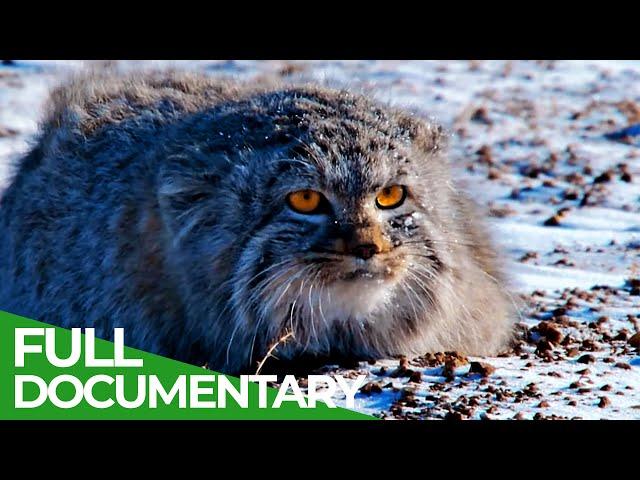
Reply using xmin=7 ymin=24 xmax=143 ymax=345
xmin=350 ymin=243 xmax=380 ymax=260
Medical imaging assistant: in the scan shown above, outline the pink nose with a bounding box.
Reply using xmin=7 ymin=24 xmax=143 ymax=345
xmin=350 ymin=243 xmax=379 ymax=260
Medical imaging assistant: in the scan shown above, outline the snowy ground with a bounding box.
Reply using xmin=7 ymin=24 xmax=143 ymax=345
xmin=1 ymin=60 xmax=639 ymax=419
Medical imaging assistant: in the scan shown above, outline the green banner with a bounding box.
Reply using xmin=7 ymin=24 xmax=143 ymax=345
xmin=0 ymin=311 xmax=372 ymax=420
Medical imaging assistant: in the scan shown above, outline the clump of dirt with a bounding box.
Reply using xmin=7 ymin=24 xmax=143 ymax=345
xmin=360 ymin=382 xmax=383 ymax=395
xmin=469 ymin=361 xmax=496 ymax=377
xmin=544 ymin=207 xmax=571 ymax=227
xmin=0 ymin=126 xmax=19 ymax=138
xmin=534 ymin=321 xmax=565 ymax=344
xmin=471 ymin=106 xmax=493 ymax=125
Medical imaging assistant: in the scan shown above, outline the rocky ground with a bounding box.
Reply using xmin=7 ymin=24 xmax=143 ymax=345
xmin=1 ymin=60 xmax=638 ymax=419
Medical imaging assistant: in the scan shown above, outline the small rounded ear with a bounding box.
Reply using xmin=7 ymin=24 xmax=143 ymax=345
xmin=156 ymin=151 xmax=225 ymax=242
xmin=412 ymin=120 xmax=448 ymax=155
xmin=396 ymin=110 xmax=449 ymax=155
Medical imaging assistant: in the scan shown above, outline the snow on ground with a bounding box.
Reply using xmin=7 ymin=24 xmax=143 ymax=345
xmin=1 ymin=60 xmax=639 ymax=419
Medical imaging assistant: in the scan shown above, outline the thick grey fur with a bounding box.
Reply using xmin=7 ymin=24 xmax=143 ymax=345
xmin=0 ymin=71 xmax=514 ymax=374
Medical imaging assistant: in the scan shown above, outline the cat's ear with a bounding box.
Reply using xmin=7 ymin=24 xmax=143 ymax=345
xmin=398 ymin=112 xmax=448 ymax=155
xmin=157 ymin=151 xmax=225 ymax=242
xmin=422 ymin=122 xmax=448 ymax=154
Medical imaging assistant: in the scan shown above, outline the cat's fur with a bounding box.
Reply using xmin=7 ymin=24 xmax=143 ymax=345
xmin=0 ymin=71 xmax=514 ymax=374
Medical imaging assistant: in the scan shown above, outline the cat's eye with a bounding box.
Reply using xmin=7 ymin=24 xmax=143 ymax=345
xmin=287 ymin=189 xmax=323 ymax=214
xmin=375 ymin=185 xmax=406 ymax=209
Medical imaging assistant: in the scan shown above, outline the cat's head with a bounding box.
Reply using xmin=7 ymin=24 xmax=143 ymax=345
xmin=158 ymin=84 xmax=454 ymax=360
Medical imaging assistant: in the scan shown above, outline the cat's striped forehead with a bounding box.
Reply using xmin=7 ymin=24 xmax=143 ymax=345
xmin=206 ymin=84 xmax=443 ymax=160
xmin=282 ymin=141 xmax=411 ymax=199
xmin=168 ymin=84 xmax=446 ymax=204
xmin=242 ymin=87 xmax=441 ymax=196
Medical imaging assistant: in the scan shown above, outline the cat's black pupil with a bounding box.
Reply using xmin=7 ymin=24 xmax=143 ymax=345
xmin=383 ymin=188 xmax=391 ymax=196
xmin=303 ymin=193 xmax=311 ymax=200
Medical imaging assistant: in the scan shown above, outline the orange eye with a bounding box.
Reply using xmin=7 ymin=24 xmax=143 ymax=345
xmin=287 ymin=190 xmax=322 ymax=214
xmin=376 ymin=185 xmax=406 ymax=209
